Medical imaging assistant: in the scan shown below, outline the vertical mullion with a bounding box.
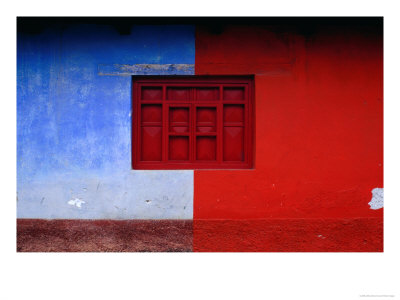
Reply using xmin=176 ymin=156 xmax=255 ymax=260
xmin=162 ymin=85 xmax=168 ymax=162
xmin=247 ymin=82 xmax=252 ymax=167
xmin=134 ymin=82 xmax=141 ymax=168
xmin=191 ymin=87 xmax=196 ymax=163
xmin=243 ymin=84 xmax=248 ymax=164
xmin=138 ymin=83 xmax=143 ymax=166
xmin=217 ymin=84 xmax=223 ymax=163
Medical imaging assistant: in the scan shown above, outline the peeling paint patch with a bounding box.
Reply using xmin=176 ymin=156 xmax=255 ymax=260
xmin=98 ymin=64 xmax=195 ymax=76
xmin=68 ymin=198 xmax=85 ymax=208
xmin=369 ymin=188 xmax=383 ymax=210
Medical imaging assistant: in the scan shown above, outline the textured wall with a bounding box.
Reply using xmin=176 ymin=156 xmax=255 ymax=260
xmin=17 ymin=19 xmax=384 ymax=252
xmin=17 ymin=24 xmax=195 ymax=219
xmin=193 ymin=22 xmax=383 ymax=251
xmin=194 ymin=23 xmax=383 ymax=219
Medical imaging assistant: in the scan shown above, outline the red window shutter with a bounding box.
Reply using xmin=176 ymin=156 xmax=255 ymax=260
xmin=132 ymin=76 xmax=253 ymax=170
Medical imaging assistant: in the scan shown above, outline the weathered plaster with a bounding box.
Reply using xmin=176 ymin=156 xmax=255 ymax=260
xmin=17 ymin=170 xmax=193 ymax=219
xmin=17 ymin=24 xmax=195 ymax=219
xmin=68 ymin=198 xmax=86 ymax=208
xmin=98 ymin=63 xmax=195 ymax=76
xmin=369 ymin=188 xmax=383 ymax=210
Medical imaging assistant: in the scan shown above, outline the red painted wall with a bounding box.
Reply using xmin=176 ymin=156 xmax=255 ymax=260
xmin=193 ymin=21 xmax=383 ymax=251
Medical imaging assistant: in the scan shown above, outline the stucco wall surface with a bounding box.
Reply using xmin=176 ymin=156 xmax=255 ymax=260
xmin=17 ymin=24 xmax=195 ymax=219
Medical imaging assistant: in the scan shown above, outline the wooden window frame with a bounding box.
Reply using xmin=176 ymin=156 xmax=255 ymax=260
xmin=132 ymin=76 xmax=254 ymax=170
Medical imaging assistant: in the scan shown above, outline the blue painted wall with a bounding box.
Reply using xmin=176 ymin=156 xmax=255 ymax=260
xmin=17 ymin=24 xmax=195 ymax=219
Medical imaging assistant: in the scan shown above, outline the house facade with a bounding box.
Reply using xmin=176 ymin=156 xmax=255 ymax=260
xmin=17 ymin=17 xmax=383 ymax=251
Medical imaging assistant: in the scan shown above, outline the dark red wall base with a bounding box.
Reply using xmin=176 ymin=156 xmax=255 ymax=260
xmin=193 ymin=218 xmax=383 ymax=252
xmin=17 ymin=218 xmax=382 ymax=252
xmin=17 ymin=219 xmax=193 ymax=252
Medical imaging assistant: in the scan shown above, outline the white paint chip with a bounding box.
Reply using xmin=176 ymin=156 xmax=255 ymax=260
xmin=369 ymin=188 xmax=383 ymax=210
xmin=68 ymin=198 xmax=85 ymax=208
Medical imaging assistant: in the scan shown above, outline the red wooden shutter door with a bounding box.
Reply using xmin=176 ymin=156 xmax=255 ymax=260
xmin=132 ymin=77 xmax=253 ymax=170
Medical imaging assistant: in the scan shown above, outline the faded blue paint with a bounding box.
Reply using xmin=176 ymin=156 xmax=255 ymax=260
xmin=17 ymin=24 xmax=195 ymax=219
